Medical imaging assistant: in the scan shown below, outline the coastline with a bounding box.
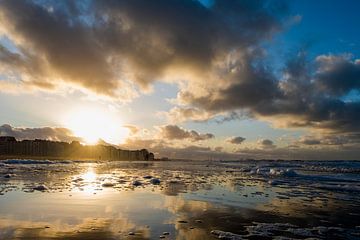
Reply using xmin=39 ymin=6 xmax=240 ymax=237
xmin=0 ymin=155 xmax=171 ymax=162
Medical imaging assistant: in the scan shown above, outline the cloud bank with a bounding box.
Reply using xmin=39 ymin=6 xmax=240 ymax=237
xmin=1 ymin=124 xmax=360 ymax=160
xmin=0 ymin=0 xmax=282 ymax=98
xmin=159 ymin=125 xmax=214 ymax=142
xmin=0 ymin=124 xmax=81 ymax=142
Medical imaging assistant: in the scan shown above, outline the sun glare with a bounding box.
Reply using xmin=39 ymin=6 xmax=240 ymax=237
xmin=64 ymin=107 xmax=130 ymax=145
xmin=82 ymin=168 xmax=97 ymax=182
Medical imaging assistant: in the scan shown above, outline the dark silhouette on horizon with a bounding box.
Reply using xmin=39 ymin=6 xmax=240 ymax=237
xmin=0 ymin=136 xmax=154 ymax=161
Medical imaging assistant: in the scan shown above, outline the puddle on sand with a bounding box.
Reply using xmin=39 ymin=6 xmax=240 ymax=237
xmin=1 ymin=160 xmax=360 ymax=239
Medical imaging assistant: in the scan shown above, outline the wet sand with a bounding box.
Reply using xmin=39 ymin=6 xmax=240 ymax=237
xmin=0 ymin=159 xmax=360 ymax=239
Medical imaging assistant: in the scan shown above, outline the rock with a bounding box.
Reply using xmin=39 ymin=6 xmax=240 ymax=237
xmin=128 ymin=231 xmax=135 ymax=235
xmin=169 ymin=180 xmax=182 ymax=184
xmin=150 ymin=178 xmax=161 ymax=185
xmin=159 ymin=235 xmax=165 ymax=239
xmin=72 ymin=177 xmax=83 ymax=182
xmin=163 ymin=232 xmax=170 ymax=235
xmin=268 ymin=180 xmax=280 ymax=186
xmin=33 ymin=185 xmax=48 ymax=191
xmin=132 ymin=180 xmax=142 ymax=186
xmin=102 ymin=182 xmax=115 ymax=187
xmin=143 ymin=175 xmax=153 ymax=179
xmin=178 ymin=220 xmax=188 ymax=223
xmin=4 ymin=174 xmax=11 ymax=178
xmin=195 ymin=220 xmax=203 ymax=223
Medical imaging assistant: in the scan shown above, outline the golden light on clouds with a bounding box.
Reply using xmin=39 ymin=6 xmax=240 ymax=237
xmin=63 ymin=107 xmax=130 ymax=145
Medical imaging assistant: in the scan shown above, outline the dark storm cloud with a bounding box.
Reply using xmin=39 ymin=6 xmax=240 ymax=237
xmin=0 ymin=0 xmax=118 ymax=95
xmin=176 ymin=52 xmax=360 ymax=136
xmin=0 ymin=124 xmax=81 ymax=142
xmin=227 ymin=136 xmax=246 ymax=144
xmin=316 ymin=55 xmax=360 ymax=96
xmin=160 ymin=125 xmax=214 ymax=142
xmin=178 ymin=63 xmax=282 ymax=112
xmin=257 ymin=54 xmax=360 ymax=134
xmin=0 ymin=0 xmax=283 ymax=96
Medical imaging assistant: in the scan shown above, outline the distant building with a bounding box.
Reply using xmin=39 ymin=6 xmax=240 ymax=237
xmin=0 ymin=136 xmax=155 ymax=161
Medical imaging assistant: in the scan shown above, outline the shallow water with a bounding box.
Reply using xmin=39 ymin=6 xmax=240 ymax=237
xmin=0 ymin=159 xmax=360 ymax=239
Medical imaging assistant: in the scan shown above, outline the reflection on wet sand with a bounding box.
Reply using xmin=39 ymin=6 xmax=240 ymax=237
xmin=1 ymin=160 xmax=360 ymax=239
xmin=0 ymin=218 xmax=150 ymax=240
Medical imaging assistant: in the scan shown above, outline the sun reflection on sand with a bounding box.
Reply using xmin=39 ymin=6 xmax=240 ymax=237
xmin=73 ymin=167 xmax=99 ymax=194
xmin=82 ymin=169 xmax=97 ymax=183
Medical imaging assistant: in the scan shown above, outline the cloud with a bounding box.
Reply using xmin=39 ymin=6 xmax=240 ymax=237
xmin=0 ymin=0 xmax=359 ymax=145
xmin=118 ymin=125 xmax=360 ymax=160
xmin=123 ymin=124 xmax=140 ymax=135
xmin=121 ymin=137 xmax=239 ymax=160
xmin=0 ymin=124 xmax=81 ymax=142
xmin=299 ymin=138 xmax=321 ymax=145
xmin=0 ymin=0 xmax=122 ymax=96
xmin=236 ymin=144 xmax=360 ymax=160
xmin=316 ymin=55 xmax=360 ymax=96
xmin=258 ymin=139 xmax=276 ymax=149
xmin=264 ymin=53 xmax=360 ymax=134
xmin=176 ymin=63 xmax=282 ymax=113
xmin=159 ymin=125 xmax=214 ymax=142
xmin=174 ymin=51 xmax=360 ymax=139
xmin=0 ymin=0 xmax=284 ymax=100
xmin=227 ymin=136 xmax=246 ymax=144
xmin=161 ymin=107 xmax=218 ymax=123
xmin=122 ymin=134 xmax=360 ymax=160
xmin=215 ymin=111 xmax=250 ymax=124
xmin=297 ymin=133 xmax=360 ymax=146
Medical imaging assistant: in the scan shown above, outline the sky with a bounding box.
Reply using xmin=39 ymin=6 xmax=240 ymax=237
xmin=0 ymin=0 xmax=360 ymax=160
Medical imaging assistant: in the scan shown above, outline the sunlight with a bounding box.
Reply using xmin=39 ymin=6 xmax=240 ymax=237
xmin=63 ymin=107 xmax=130 ymax=144
xmin=82 ymin=169 xmax=97 ymax=182
xmin=75 ymin=167 xmax=99 ymax=194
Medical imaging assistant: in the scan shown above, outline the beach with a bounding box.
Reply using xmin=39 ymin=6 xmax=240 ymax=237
xmin=1 ymin=159 xmax=359 ymax=239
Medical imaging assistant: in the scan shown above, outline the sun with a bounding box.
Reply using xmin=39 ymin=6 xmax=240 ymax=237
xmin=64 ymin=107 xmax=130 ymax=145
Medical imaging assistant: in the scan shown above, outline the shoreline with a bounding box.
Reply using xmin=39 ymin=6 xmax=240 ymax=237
xmin=0 ymin=155 xmax=171 ymax=162
xmin=1 ymin=156 xmax=359 ymax=162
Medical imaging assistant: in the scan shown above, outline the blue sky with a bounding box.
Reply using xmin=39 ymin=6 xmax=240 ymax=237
xmin=287 ymin=0 xmax=360 ymax=56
